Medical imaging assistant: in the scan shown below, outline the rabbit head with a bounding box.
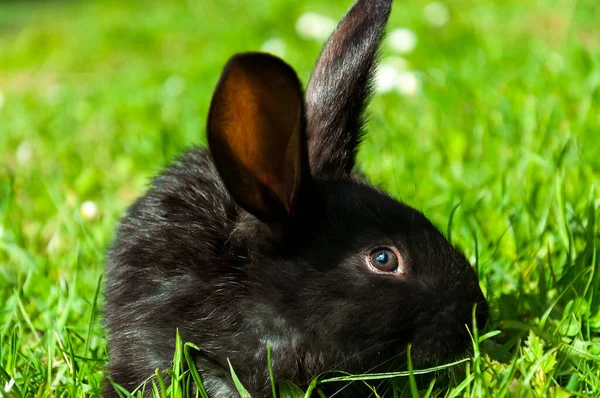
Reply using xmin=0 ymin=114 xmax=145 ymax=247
xmin=205 ymin=0 xmax=488 ymax=381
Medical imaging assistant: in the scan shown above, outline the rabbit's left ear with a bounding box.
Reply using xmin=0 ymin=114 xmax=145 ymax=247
xmin=207 ymin=53 xmax=305 ymax=224
xmin=305 ymin=0 xmax=392 ymax=177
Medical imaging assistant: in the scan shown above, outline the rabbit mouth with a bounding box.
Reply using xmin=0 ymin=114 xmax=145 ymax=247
xmin=408 ymin=301 xmax=488 ymax=364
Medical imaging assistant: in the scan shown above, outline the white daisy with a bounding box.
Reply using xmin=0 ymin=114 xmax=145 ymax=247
xmin=296 ymin=12 xmax=336 ymax=41
xmin=80 ymin=200 xmax=99 ymax=220
xmin=261 ymin=38 xmax=287 ymax=57
xmin=387 ymin=28 xmax=417 ymax=54
xmin=396 ymin=71 xmax=421 ymax=96
xmin=423 ymin=2 xmax=450 ymax=28
xmin=375 ymin=57 xmax=419 ymax=96
xmin=375 ymin=64 xmax=400 ymax=94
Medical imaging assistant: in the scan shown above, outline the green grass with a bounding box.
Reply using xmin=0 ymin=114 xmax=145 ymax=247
xmin=0 ymin=0 xmax=599 ymax=396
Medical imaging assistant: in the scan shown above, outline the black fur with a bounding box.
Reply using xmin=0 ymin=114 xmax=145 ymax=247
xmin=104 ymin=0 xmax=488 ymax=397
xmin=305 ymin=0 xmax=391 ymax=177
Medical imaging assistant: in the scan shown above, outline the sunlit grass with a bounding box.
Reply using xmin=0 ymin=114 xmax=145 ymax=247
xmin=1 ymin=0 xmax=599 ymax=396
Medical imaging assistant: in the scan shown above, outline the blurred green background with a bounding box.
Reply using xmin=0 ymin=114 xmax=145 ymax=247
xmin=0 ymin=0 xmax=599 ymax=396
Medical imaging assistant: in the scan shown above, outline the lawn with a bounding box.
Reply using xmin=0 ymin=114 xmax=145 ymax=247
xmin=0 ymin=0 xmax=599 ymax=396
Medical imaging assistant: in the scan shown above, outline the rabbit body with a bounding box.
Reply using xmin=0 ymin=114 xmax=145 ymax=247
xmin=105 ymin=0 xmax=488 ymax=396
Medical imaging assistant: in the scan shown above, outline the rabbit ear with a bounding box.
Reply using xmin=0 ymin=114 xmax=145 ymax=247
xmin=305 ymin=0 xmax=392 ymax=177
xmin=208 ymin=53 xmax=305 ymax=223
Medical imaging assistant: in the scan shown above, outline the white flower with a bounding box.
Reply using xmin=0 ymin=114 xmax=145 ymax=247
xmin=374 ymin=58 xmax=419 ymax=96
xmin=4 ymin=378 xmax=15 ymax=393
xmin=423 ymin=2 xmax=450 ymax=28
xmin=396 ymin=71 xmax=421 ymax=96
xmin=261 ymin=38 xmax=287 ymax=57
xmin=295 ymin=12 xmax=336 ymax=41
xmin=383 ymin=56 xmax=408 ymax=71
xmin=387 ymin=28 xmax=417 ymax=54
xmin=375 ymin=64 xmax=400 ymax=93
xmin=164 ymin=75 xmax=186 ymax=98
xmin=16 ymin=141 xmax=34 ymax=166
xmin=0 ymin=89 xmax=4 ymax=110
xmin=80 ymin=200 xmax=99 ymax=220
xmin=0 ymin=225 xmax=4 ymax=239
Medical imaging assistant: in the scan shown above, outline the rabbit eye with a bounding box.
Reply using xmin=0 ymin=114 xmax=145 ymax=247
xmin=368 ymin=247 xmax=402 ymax=273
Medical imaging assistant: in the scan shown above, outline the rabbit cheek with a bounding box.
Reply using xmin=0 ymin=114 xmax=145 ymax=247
xmin=411 ymin=284 xmax=488 ymax=363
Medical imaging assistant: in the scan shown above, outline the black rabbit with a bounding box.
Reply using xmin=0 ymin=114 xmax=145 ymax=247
xmin=104 ymin=0 xmax=489 ymax=396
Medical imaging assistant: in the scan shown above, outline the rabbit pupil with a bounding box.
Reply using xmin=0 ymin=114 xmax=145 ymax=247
xmin=369 ymin=248 xmax=398 ymax=272
xmin=376 ymin=251 xmax=389 ymax=263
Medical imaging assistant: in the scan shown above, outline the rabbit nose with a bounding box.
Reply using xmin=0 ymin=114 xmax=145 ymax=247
xmin=457 ymin=296 xmax=488 ymax=332
xmin=459 ymin=282 xmax=489 ymax=331
xmin=445 ymin=294 xmax=488 ymax=333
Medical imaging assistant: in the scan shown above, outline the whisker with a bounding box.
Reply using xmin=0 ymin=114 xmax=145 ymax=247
xmin=333 ymin=337 xmax=405 ymax=370
xmin=328 ymin=350 xmax=406 ymax=397
xmin=380 ymin=381 xmax=392 ymax=398
xmin=373 ymin=378 xmax=389 ymax=398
